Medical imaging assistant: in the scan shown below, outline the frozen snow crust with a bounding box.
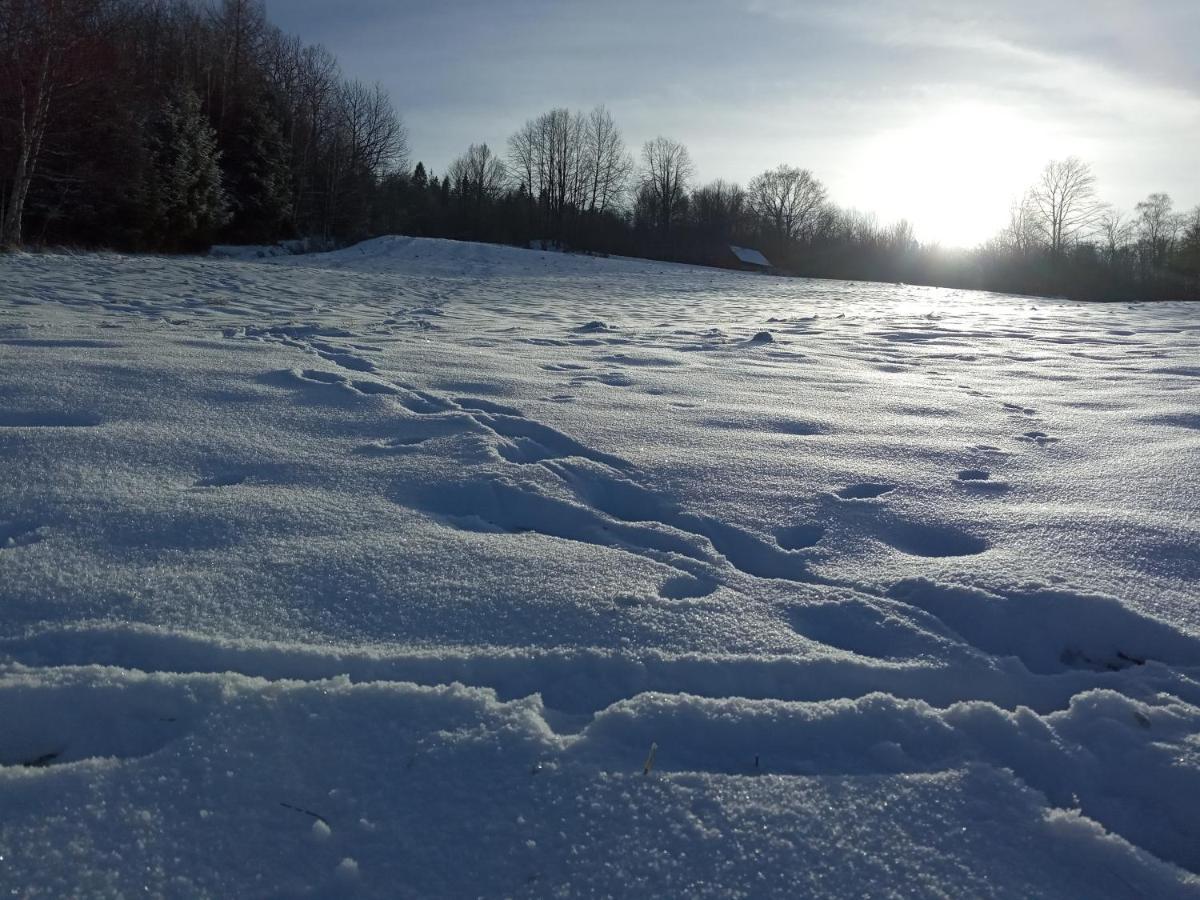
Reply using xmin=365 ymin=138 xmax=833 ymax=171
xmin=1 ymin=235 xmax=1199 ymax=896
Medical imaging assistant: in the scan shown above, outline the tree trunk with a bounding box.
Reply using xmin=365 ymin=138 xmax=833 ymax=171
xmin=1 ymin=37 xmax=54 ymax=248
xmin=1 ymin=144 xmax=32 ymax=247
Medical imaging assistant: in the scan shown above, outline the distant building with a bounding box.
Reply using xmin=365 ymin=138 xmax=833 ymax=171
xmin=728 ymin=245 xmax=774 ymax=273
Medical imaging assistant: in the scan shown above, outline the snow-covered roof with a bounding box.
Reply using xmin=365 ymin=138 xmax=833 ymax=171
xmin=730 ymin=245 xmax=771 ymax=267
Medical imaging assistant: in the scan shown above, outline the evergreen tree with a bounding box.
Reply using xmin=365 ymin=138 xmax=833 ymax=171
xmin=412 ymin=161 xmax=427 ymax=191
xmin=222 ymin=94 xmax=293 ymax=243
xmin=144 ymin=89 xmax=229 ymax=250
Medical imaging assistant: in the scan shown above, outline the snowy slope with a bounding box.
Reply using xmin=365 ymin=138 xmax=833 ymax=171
xmin=1 ymin=237 xmax=1199 ymax=897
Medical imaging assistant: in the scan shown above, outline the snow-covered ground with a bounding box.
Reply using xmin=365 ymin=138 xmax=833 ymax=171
xmin=2 ymin=235 xmax=1199 ymax=897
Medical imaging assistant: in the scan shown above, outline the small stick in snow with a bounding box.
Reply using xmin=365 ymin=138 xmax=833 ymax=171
xmin=642 ymin=742 xmax=658 ymax=775
xmin=280 ymin=801 xmax=328 ymax=825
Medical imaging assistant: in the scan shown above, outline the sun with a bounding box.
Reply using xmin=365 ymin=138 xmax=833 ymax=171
xmin=849 ymin=103 xmax=1064 ymax=248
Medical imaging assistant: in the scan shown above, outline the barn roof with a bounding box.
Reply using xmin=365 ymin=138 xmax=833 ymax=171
xmin=729 ymin=245 xmax=771 ymax=267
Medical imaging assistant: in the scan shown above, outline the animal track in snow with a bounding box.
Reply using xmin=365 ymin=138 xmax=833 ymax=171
xmin=879 ymin=521 xmax=989 ymax=558
xmin=597 ymin=372 xmax=636 ymax=387
xmin=1018 ymin=431 xmax=1061 ymax=446
xmin=658 ymin=573 xmax=720 ymax=600
xmin=318 ymin=351 xmax=375 ymax=373
xmin=835 ymin=482 xmax=897 ymax=500
xmin=886 ymin=577 xmax=1200 ymax=676
xmin=954 ymin=469 xmax=1010 ymax=493
xmin=428 ymin=477 xmax=710 ymax=568
xmin=308 ymin=340 xmax=379 ymax=373
xmin=0 ymin=680 xmax=196 ymax=769
xmin=551 ymin=461 xmax=821 ymax=584
xmin=775 ymin=523 xmax=827 ymax=550
xmin=1002 ymin=402 xmax=1037 ymax=416
xmin=786 ymin=598 xmax=955 ymax=661
xmin=350 ymin=380 xmax=399 ymax=396
xmin=454 ymin=397 xmax=524 ymax=416
xmin=956 ymin=470 xmax=990 ymax=481
xmin=474 ymin=413 xmax=630 ymax=470
xmin=298 ymin=369 xmax=344 ymax=385
xmin=568 ymin=372 xmax=636 ymax=388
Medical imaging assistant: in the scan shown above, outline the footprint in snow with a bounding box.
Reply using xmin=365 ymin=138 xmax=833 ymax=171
xmin=880 ymin=520 xmax=989 ymax=557
xmin=775 ymin=523 xmax=826 ymax=550
xmin=350 ymin=380 xmax=399 ymax=396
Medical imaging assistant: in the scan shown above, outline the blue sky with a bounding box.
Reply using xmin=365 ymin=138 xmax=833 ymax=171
xmin=265 ymin=0 xmax=1200 ymax=246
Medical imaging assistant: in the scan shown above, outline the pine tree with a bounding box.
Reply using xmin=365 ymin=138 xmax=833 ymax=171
xmin=412 ymin=162 xmax=427 ymax=191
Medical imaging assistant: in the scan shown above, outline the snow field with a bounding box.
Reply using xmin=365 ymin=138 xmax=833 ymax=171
xmin=1 ymin=236 xmax=1199 ymax=896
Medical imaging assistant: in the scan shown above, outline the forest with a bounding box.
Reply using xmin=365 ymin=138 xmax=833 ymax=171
xmin=3 ymin=0 xmax=1198 ymax=300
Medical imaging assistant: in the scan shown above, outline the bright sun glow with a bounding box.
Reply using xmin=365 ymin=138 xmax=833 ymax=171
xmin=849 ymin=103 xmax=1067 ymax=248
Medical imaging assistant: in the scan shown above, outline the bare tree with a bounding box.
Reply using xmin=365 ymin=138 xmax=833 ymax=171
xmin=1096 ymin=206 xmax=1134 ymax=261
xmin=448 ymin=143 xmax=507 ymax=202
xmin=690 ymin=179 xmax=746 ymax=240
xmin=1000 ymin=191 xmax=1041 ymax=254
xmin=581 ymin=105 xmax=632 ymax=215
xmin=1029 ymin=157 xmax=1103 ymax=259
xmin=747 ymin=164 xmax=827 ymax=243
xmin=318 ymin=78 xmax=406 ymax=237
xmin=640 ymin=136 xmax=693 ymax=235
xmin=883 ymin=218 xmax=916 ymax=252
xmin=338 ymin=80 xmax=407 ymax=177
xmin=0 ymin=0 xmax=106 ymax=247
xmin=1178 ymin=205 xmax=1200 ymax=276
xmin=1135 ymin=192 xmax=1182 ymax=270
xmin=507 ymin=107 xmax=588 ymax=237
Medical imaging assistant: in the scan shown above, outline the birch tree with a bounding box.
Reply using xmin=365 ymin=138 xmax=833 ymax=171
xmin=0 ymin=0 xmax=105 ymax=247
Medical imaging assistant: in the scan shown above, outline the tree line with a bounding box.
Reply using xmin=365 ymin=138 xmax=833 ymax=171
xmin=1 ymin=0 xmax=407 ymax=249
xmin=3 ymin=0 xmax=1198 ymax=300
